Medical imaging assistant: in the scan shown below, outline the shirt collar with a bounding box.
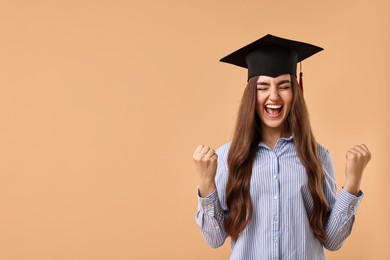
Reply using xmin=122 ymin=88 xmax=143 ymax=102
xmin=258 ymin=134 xmax=294 ymax=148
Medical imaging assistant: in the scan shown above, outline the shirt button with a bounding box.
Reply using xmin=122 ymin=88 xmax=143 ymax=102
xmin=207 ymin=204 xmax=213 ymax=208
xmin=273 ymin=175 xmax=277 ymax=179
xmin=273 ymin=196 xmax=278 ymax=200
xmin=274 ymin=238 xmax=278 ymax=243
xmin=273 ymin=216 xmax=278 ymax=221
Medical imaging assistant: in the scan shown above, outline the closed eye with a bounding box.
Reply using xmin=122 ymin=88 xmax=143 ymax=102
xmin=279 ymin=85 xmax=290 ymax=90
xmin=256 ymin=82 xmax=269 ymax=91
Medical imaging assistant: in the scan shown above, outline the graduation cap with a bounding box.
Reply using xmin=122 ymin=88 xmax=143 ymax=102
xmin=219 ymin=34 xmax=323 ymax=90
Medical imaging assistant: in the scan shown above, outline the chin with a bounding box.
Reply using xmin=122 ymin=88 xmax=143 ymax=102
xmin=261 ymin=115 xmax=287 ymax=129
xmin=263 ymin=122 xmax=284 ymax=129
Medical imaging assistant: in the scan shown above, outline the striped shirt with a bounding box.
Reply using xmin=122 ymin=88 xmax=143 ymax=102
xmin=195 ymin=136 xmax=363 ymax=260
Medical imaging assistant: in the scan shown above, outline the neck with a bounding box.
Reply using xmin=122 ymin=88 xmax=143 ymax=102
xmin=261 ymin=124 xmax=291 ymax=150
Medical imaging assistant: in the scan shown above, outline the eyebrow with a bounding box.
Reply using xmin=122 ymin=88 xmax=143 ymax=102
xmin=257 ymin=80 xmax=291 ymax=86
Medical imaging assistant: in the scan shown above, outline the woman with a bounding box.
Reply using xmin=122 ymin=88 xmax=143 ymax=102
xmin=193 ymin=34 xmax=371 ymax=259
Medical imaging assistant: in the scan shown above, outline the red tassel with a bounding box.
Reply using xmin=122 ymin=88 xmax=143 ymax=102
xmin=299 ymin=62 xmax=303 ymax=94
xmin=299 ymin=72 xmax=303 ymax=93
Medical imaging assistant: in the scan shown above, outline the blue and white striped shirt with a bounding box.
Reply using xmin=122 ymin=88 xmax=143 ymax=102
xmin=195 ymin=136 xmax=363 ymax=260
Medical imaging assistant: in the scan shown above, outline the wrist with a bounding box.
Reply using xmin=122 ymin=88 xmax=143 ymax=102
xmin=343 ymin=180 xmax=361 ymax=196
xmin=198 ymin=181 xmax=216 ymax=198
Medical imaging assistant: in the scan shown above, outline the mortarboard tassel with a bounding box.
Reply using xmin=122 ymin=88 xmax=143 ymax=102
xmin=299 ymin=62 xmax=303 ymax=94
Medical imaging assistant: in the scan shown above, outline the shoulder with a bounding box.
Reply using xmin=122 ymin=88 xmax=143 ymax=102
xmin=316 ymin=142 xmax=336 ymax=179
xmin=317 ymin=142 xmax=331 ymax=163
xmin=215 ymin=141 xmax=231 ymax=168
xmin=216 ymin=141 xmax=231 ymax=157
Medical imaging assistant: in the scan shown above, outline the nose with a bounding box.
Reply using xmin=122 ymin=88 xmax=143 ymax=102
xmin=269 ymin=86 xmax=280 ymax=101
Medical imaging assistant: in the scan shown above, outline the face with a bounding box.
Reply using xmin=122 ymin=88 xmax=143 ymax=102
xmin=256 ymin=74 xmax=293 ymax=132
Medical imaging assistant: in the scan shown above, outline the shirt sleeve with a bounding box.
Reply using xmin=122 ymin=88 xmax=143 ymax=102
xmin=320 ymin=148 xmax=364 ymax=251
xmin=195 ymin=189 xmax=228 ymax=248
xmin=194 ymin=145 xmax=230 ymax=248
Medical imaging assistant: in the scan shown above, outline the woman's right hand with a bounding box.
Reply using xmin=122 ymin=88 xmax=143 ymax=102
xmin=193 ymin=144 xmax=218 ymax=197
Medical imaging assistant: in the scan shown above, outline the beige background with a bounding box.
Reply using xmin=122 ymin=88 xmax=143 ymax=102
xmin=0 ymin=0 xmax=389 ymax=259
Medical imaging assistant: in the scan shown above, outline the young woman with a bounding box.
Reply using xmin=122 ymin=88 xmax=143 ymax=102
xmin=192 ymin=34 xmax=371 ymax=260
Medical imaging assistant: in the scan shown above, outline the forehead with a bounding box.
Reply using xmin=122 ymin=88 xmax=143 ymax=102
xmin=257 ymin=74 xmax=291 ymax=83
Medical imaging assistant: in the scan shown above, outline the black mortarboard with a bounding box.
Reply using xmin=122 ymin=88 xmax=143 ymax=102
xmin=220 ymin=34 xmax=323 ymax=80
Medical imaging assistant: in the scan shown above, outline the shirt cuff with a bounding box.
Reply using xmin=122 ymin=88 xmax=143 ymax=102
xmin=339 ymin=188 xmax=364 ymax=215
xmin=197 ymin=188 xmax=218 ymax=212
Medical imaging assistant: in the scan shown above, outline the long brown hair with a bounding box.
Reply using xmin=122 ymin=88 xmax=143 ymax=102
xmin=225 ymin=75 xmax=329 ymax=242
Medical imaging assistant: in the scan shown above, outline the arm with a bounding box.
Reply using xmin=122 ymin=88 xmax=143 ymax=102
xmin=195 ymin=189 xmax=228 ymax=248
xmin=193 ymin=144 xmax=228 ymax=248
xmin=322 ymin=187 xmax=363 ymax=251
xmin=320 ymin=145 xmax=371 ymax=251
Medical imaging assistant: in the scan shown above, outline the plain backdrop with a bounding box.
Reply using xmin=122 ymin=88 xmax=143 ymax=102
xmin=0 ymin=0 xmax=389 ymax=259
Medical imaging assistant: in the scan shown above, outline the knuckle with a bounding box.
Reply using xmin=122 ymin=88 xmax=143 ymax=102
xmin=195 ymin=145 xmax=203 ymax=151
xmin=193 ymin=155 xmax=202 ymax=161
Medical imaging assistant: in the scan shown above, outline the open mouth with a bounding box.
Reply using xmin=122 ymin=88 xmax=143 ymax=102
xmin=264 ymin=104 xmax=283 ymax=117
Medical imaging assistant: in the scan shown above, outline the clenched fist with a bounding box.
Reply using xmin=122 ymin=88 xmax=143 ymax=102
xmin=193 ymin=145 xmax=218 ymax=197
xmin=344 ymin=144 xmax=371 ymax=196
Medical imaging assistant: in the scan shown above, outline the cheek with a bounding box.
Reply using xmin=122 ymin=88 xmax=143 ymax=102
xmin=284 ymin=90 xmax=293 ymax=110
xmin=256 ymin=93 xmax=266 ymax=106
xmin=284 ymin=96 xmax=293 ymax=113
xmin=256 ymin=96 xmax=265 ymax=112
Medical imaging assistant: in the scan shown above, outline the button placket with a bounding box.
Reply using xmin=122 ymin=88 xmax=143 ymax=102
xmin=270 ymin=150 xmax=280 ymax=258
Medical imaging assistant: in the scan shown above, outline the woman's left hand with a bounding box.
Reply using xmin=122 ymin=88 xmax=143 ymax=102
xmin=343 ymin=144 xmax=371 ymax=195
